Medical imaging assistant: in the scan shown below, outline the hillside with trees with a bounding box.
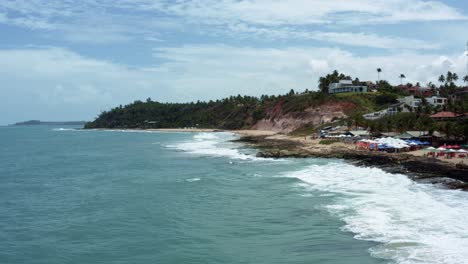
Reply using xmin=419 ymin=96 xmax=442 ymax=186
xmin=85 ymin=70 xmax=468 ymax=139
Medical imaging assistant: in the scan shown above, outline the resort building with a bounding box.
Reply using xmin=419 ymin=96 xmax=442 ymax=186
xmin=363 ymin=102 xmax=404 ymax=120
xmin=426 ymin=96 xmax=447 ymax=107
xmin=387 ymin=103 xmax=404 ymax=114
xmin=345 ymin=130 xmax=371 ymax=138
xmin=396 ymin=95 xmax=448 ymax=110
xmin=328 ymin=80 xmax=368 ymax=94
xmin=397 ymin=96 xmax=421 ymax=110
xmin=363 ymin=110 xmax=388 ymax=120
xmin=398 ymin=85 xmax=433 ymax=97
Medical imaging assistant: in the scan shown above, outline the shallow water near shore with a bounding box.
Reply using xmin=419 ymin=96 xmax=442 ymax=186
xmin=1 ymin=126 xmax=467 ymax=264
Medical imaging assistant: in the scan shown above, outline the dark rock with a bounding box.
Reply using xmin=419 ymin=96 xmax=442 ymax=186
xmin=241 ymin=134 xmax=468 ymax=190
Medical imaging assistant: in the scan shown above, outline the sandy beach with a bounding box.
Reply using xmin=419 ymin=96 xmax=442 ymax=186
xmin=148 ymin=128 xmax=279 ymax=135
xmin=230 ymin=129 xmax=468 ymax=189
xmin=141 ymin=128 xmax=467 ymax=168
xmin=231 ymin=129 xmax=467 ymax=165
xmin=146 ymin=128 xmax=219 ymax=132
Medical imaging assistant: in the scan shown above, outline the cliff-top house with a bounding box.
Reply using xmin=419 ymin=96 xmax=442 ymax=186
xmin=328 ymin=80 xmax=368 ymax=94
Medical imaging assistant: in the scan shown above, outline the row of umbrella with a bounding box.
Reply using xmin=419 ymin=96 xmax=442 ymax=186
xmin=360 ymin=137 xmax=411 ymax=149
xmin=404 ymin=139 xmax=431 ymax=145
xmin=425 ymin=147 xmax=468 ymax=153
xmin=441 ymin=145 xmax=462 ymax=149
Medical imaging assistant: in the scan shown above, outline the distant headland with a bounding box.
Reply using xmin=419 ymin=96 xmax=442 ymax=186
xmin=11 ymin=120 xmax=87 ymax=126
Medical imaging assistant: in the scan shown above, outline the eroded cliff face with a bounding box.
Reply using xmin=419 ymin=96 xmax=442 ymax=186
xmin=252 ymin=100 xmax=356 ymax=133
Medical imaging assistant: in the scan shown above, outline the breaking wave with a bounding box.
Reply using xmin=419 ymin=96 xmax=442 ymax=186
xmin=284 ymin=162 xmax=468 ymax=264
xmin=52 ymin=128 xmax=77 ymax=131
xmin=166 ymin=132 xmax=277 ymax=161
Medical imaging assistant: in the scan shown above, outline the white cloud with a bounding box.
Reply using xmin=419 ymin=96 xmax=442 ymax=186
xmin=0 ymin=47 xmax=176 ymax=123
xmin=0 ymin=1 xmax=175 ymax=44
xmin=152 ymin=45 xmax=468 ymax=90
xmin=0 ymin=0 xmax=464 ymax=48
xmin=226 ymin=24 xmax=439 ymax=50
xmin=1 ymin=45 xmax=467 ymax=124
xmin=152 ymin=0 xmax=466 ymax=25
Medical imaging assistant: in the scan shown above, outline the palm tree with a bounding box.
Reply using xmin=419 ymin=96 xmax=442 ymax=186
xmin=446 ymin=71 xmax=453 ymax=83
xmin=452 ymin=73 xmax=458 ymax=82
xmin=377 ymin=68 xmax=382 ymax=82
xmin=464 ymin=75 xmax=468 ymax=84
xmin=399 ymin=74 xmax=406 ymax=85
xmin=438 ymin=74 xmax=445 ymax=84
xmin=427 ymin=81 xmax=435 ymax=89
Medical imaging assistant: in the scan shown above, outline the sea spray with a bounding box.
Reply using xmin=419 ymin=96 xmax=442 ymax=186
xmin=284 ymin=162 xmax=468 ymax=264
xmin=166 ymin=132 xmax=284 ymax=162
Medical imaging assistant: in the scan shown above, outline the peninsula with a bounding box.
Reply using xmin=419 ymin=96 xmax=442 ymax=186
xmin=12 ymin=120 xmax=88 ymax=126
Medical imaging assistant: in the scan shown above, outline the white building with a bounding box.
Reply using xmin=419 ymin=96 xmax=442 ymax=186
xmin=398 ymin=95 xmax=447 ymax=109
xmin=329 ymin=80 xmax=368 ymax=94
xmin=426 ymin=96 xmax=447 ymax=107
xmin=363 ymin=95 xmax=449 ymax=120
xmin=363 ymin=103 xmax=403 ymax=120
xmin=397 ymin=96 xmax=421 ymax=110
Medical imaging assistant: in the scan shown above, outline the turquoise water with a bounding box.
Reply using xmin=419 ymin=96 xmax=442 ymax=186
xmin=1 ymin=126 xmax=467 ymax=264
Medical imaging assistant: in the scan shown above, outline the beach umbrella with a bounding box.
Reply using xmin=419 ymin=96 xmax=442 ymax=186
xmin=452 ymin=145 xmax=460 ymax=149
xmin=426 ymin=147 xmax=436 ymax=150
xmin=437 ymin=147 xmax=446 ymax=151
xmin=457 ymin=149 xmax=468 ymax=153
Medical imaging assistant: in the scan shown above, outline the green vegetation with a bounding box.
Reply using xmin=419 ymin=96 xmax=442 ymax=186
xmin=86 ymin=70 xmax=365 ymax=130
xmin=366 ymin=113 xmax=468 ymax=139
xmin=85 ymin=70 xmax=468 ymax=140
xmin=85 ymin=96 xmax=262 ymax=129
xmin=85 ymin=90 xmax=345 ymax=129
xmin=318 ymin=70 xmax=352 ymax=93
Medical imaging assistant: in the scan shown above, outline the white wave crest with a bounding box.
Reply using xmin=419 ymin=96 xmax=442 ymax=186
xmin=284 ymin=162 xmax=468 ymax=264
xmin=186 ymin=178 xmax=200 ymax=182
xmin=193 ymin=133 xmax=219 ymax=140
xmin=52 ymin=128 xmax=76 ymax=131
xmin=166 ymin=132 xmax=276 ymax=161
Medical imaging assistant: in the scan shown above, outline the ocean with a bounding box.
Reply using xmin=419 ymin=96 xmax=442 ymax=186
xmin=1 ymin=126 xmax=467 ymax=264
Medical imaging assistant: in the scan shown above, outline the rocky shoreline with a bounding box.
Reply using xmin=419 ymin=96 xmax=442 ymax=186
xmin=236 ymin=134 xmax=468 ymax=190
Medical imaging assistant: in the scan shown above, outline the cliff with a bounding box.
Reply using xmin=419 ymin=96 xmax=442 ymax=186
xmin=253 ymin=101 xmax=356 ymax=133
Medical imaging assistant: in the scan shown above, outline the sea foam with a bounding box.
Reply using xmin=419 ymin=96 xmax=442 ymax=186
xmin=284 ymin=162 xmax=468 ymax=264
xmin=52 ymin=128 xmax=76 ymax=131
xmin=166 ymin=132 xmax=278 ymax=161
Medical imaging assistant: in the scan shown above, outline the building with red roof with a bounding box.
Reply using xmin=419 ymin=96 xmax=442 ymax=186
xmin=398 ymin=85 xmax=433 ymax=97
xmin=430 ymin=111 xmax=465 ymax=120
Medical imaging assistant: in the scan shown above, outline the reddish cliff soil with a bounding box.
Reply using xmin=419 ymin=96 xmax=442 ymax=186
xmin=253 ymin=100 xmax=356 ymax=133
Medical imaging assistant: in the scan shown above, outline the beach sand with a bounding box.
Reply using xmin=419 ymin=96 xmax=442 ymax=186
xmin=231 ymin=130 xmax=356 ymax=155
xmin=409 ymin=149 xmax=467 ymax=166
xmin=146 ymin=128 xmax=218 ymax=132
xmin=232 ymin=129 xmax=467 ymax=166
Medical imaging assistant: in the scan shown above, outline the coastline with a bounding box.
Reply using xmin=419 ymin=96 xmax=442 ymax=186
xmin=145 ymin=128 xmax=220 ymax=132
xmin=230 ymin=130 xmax=468 ymax=190
xmin=86 ymin=127 xmax=468 ymax=189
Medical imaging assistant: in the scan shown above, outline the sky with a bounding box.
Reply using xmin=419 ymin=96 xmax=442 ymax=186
xmin=1 ymin=0 xmax=468 ymax=124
